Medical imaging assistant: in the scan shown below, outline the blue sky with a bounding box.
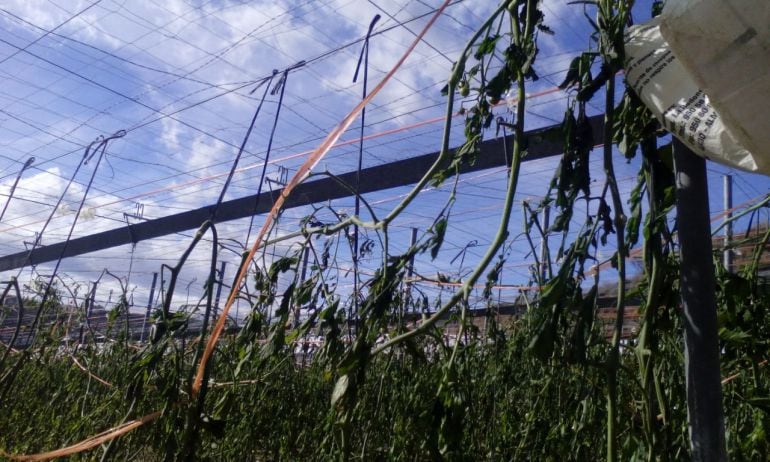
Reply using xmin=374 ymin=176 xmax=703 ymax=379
xmin=0 ymin=0 xmax=766 ymax=317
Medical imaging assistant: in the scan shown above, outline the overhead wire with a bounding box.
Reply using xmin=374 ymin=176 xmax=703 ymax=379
xmin=0 ymin=86 xmax=561 ymax=236
xmin=0 ymin=0 xmax=473 ymax=222
xmin=0 ymin=0 xmax=104 ymax=67
xmin=0 ymin=6 xmax=258 ymax=89
xmin=0 ymin=0 xmax=472 ymax=200
xmin=243 ymin=64 xmax=301 ymax=245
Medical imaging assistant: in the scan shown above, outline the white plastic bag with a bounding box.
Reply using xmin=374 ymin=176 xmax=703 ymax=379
xmin=660 ymin=0 xmax=770 ymax=167
xmin=624 ymin=18 xmax=765 ymax=173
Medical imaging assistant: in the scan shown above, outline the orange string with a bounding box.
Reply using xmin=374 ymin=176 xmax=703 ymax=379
xmin=70 ymin=355 xmax=114 ymax=388
xmin=0 ymin=411 xmax=160 ymax=461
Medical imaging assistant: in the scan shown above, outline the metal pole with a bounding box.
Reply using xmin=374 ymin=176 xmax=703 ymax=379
xmin=540 ymin=205 xmax=550 ymax=281
xmin=80 ymin=281 xmax=97 ymax=343
xmin=84 ymin=281 xmax=97 ymax=342
xmin=673 ymin=139 xmax=727 ymax=461
xmin=405 ymin=227 xmax=418 ymax=314
xmin=213 ymin=261 xmax=226 ymax=321
xmin=295 ymin=248 xmax=310 ymax=328
xmin=0 ymin=157 xmax=34 ymax=224
xmin=723 ymin=174 xmax=733 ymax=272
xmin=87 ymin=282 xmax=97 ymax=318
xmin=140 ymin=272 xmax=158 ymax=342
xmin=351 ymin=15 xmax=379 ymax=331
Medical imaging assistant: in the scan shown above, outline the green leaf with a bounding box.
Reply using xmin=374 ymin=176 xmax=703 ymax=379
xmin=483 ymin=258 xmax=504 ymax=300
xmin=625 ymin=170 xmax=645 ymax=248
xmin=528 ymin=315 xmax=557 ymax=361
xmin=474 ymin=34 xmax=500 ymax=60
xmin=577 ymin=63 xmax=610 ymax=102
xmin=430 ymin=217 xmax=448 ymax=260
xmin=559 ymin=57 xmax=582 ymax=90
xmin=719 ymin=327 xmax=752 ymax=345
xmin=268 ymin=256 xmax=298 ymax=282
xmin=485 ymin=69 xmax=512 ymax=103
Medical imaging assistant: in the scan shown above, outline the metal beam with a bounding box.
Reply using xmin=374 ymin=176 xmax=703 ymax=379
xmin=0 ymin=115 xmax=603 ymax=271
xmin=723 ymin=174 xmax=733 ymax=272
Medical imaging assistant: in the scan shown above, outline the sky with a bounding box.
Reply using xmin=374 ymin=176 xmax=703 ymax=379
xmin=0 ymin=0 xmax=767 ymax=321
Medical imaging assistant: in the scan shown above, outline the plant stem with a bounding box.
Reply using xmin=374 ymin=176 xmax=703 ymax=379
xmin=380 ymin=3 xmax=507 ymax=226
xmin=637 ymin=141 xmax=663 ymax=459
xmin=375 ymin=5 xmax=531 ymax=354
xmin=603 ymin=71 xmax=626 ymax=462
